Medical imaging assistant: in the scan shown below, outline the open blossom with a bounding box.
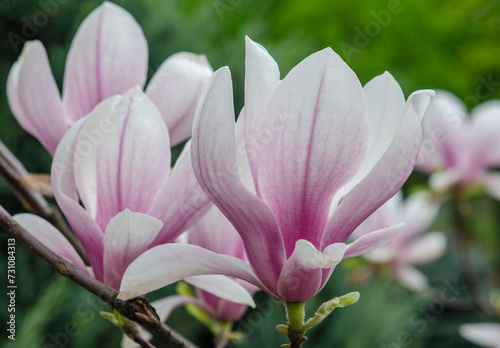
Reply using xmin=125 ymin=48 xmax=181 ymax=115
xmin=14 ymin=88 xmax=214 ymax=291
xmin=351 ymin=191 xmax=446 ymax=291
xmin=459 ymin=323 xmax=500 ymax=348
xmin=119 ymin=37 xmax=433 ymax=303
xmin=7 ymin=1 xmax=212 ymax=155
xmin=416 ymin=91 xmax=500 ymax=198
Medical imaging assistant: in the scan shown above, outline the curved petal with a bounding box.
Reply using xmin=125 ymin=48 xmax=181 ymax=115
xmin=146 ymin=52 xmax=213 ymax=146
xmin=187 ymin=205 xmax=246 ymax=260
xmin=481 ymin=172 xmax=500 ymax=200
xmin=329 ymin=72 xmax=406 ymax=212
xmin=72 ymin=96 xmax=120 ymax=220
xmin=191 ymin=67 xmax=285 ymax=291
xmin=243 ymin=36 xmax=280 ymax=196
xmin=277 ymin=240 xmax=346 ymax=301
xmin=118 ymin=243 xmax=272 ymax=300
xmin=51 ymin=119 xmax=105 ymax=280
xmin=470 ymin=100 xmax=500 ymax=168
xmin=399 ymin=232 xmax=447 ymax=265
xmin=13 ymin=213 xmax=88 ymax=273
xmin=148 ymin=141 xmax=211 ymax=246
xmin=76 ymin=88 xmax=171 ymax=231
xmin=459 ymin=323 xmax=500 ymax=348
xmin=321 ymin=90 xmax=433 ymax=248
xmin=416 ymin=90 xmax=466 ymax=172
xmin=63 ymin=2 xmax=148 ymax=122
xmin=344 ymin=224 xmax=402 ymax=258
xmin=7 ymin=41 xmax=68 ymax=155
xmin=395 ymin=265 xmax=428 ymax=292
xmin=257 ymin=47 xmax=369 ymax=256
xmin=185 ymin=275 xmax=255 ymax=307
xmin=400 ymin=191 xmax=440 ymax=240
xmin=103 ymin=210 xmax=163 ymax=290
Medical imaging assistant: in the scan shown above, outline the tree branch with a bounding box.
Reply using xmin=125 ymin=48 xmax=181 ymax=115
xmin=0 ymin=141 xmax=88 ymax=264
xmin=0 ymin=205 xmax=197 ymax=348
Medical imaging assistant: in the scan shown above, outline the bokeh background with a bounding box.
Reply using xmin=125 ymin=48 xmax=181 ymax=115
xmin=1 ymin=0 xmax=500 ymax=347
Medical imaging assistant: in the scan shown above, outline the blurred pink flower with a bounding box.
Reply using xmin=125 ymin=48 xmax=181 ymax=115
xmin=7 ymin=1 xmax=212 ymax=155
xmin=352 ymin=191 xmax=446 ymax=291
xmin=459 ymin=323 xmax=500 ymax=348
xmin=121 ymin=206 xmax=257 ymax=348
xmin=14 ymin=88 xmax=214 ymax=291
xmin=416 ymin=91 xmax=500 ymax=198
xmin=119 ymin=37 xmax=433 ymax=303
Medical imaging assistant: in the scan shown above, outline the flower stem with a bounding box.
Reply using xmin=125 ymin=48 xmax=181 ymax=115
xmin=284 ymin=302 xmax=307 ymax=348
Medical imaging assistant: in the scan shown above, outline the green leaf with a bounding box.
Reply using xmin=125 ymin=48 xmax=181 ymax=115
xmin=302 ymin=292 xmax=360 ymax=331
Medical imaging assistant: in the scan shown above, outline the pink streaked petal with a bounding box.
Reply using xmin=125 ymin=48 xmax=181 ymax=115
xmin=146 ymin=52 xmax=213 ymax=146
xmin=148 ymin=141 xmax=211 ymax=246
xmin=188 ymin=205 xmax=246 ymax=260
xmin=51 ymin=121 xmax=104 ymax=280
xmin=277 ymin=240 xmax=346 ymax=302
xmin=257 ymin=47 xmax=368 ymax=256
xmin=103 ymin=209 xmax=163 ymax=290
xmin=330 ymin=73 xmax=406 ymax=211
xmin=235 ymin=111 xmax=257 ymax=194
xmin=400 ymin=232 xmax=447 ymax=265
xmin=92 ymin=87 xmax=171 ymax=230
xmin=344 ymin=224 xmax=402 ymax=258
xmin=13 ymin=213 xmax=88 ymax=274
xmin=395 ymin=265 xmax=429 ymax=292
xmin=470 ymin=100 xmax=500 ymax=168
xmin=118 ymin=243 xmax=273 ymax=300
xmin=7 ymin=41 xmax=68 ymax=155
xmin=72 ymin=96 xmax=120 ymax=220
xmin=321 ymin=90 xmax=433 ymax=248
xmin=63 ymin=2 xmax=148 ymax=123
xmin=191 ymin=67 xmax=285 ymax=291
xmin=459 ymin=323 xmax=500 ymax=348
xmin=243 ymin=36 xmax=280 ymax=196
xmin=185 ymin=275 xmax=255 ymax=307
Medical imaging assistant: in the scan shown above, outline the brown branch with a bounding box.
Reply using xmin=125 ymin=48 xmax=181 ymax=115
xmin=452 ymin=187 xmax=500 ymax=318
xmin=0 ymin=205 xmax=197 ymax=348
xmin=0 ymin=141 xmax=88 ymax=264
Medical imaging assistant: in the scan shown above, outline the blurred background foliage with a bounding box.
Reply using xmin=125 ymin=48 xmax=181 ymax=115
xmin=0 ymin=0 xmax=500 ymax=347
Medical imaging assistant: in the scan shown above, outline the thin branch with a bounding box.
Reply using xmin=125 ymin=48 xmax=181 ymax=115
xmin=452 ymin=188 xmax=500 ymax=318
xmin=123 ymin=320 xmax=157 ymax=348
xmin=0 ymin=141 xmax=88 ymax=264
xmin=0 ymin=205 xmax=197 ymax=348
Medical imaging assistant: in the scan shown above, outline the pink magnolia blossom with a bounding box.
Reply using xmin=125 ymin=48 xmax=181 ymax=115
xmin=459 ymin=323 xmax=500 ymax=348
xmin=7 ymin=1 xmax=212 ymax=155
xmin=416 ymin=91 xmax=500 ymax=197
xmin=351 ymin=191 xmax=446 ymax=291
xmin=14 ymin=88 xmax=217 ymax=293
xmin=119 ymin=37 xmax=433 ymax=303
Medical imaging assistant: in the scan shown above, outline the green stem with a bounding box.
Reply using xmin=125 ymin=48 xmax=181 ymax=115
xmin=284 ymin=302 xmax=307 ymax=348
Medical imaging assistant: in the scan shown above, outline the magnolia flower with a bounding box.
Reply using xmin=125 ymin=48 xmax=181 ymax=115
xmin=459 ymin=323 xmax=500 ymax=348
xmin=122 ymin=206 xmax=258 ymax=348
xmin=119 ymin=37 xmax=433 ymax=303
xmin=7 ymin=1 xmax=212 ymax=155
xmin=416 ymin=91 xmax=500 ymax=198
xmin=351 ymin=191 xmax=446 ymax=291
xmin=14 ymin=88 xmax=215 ymax=292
